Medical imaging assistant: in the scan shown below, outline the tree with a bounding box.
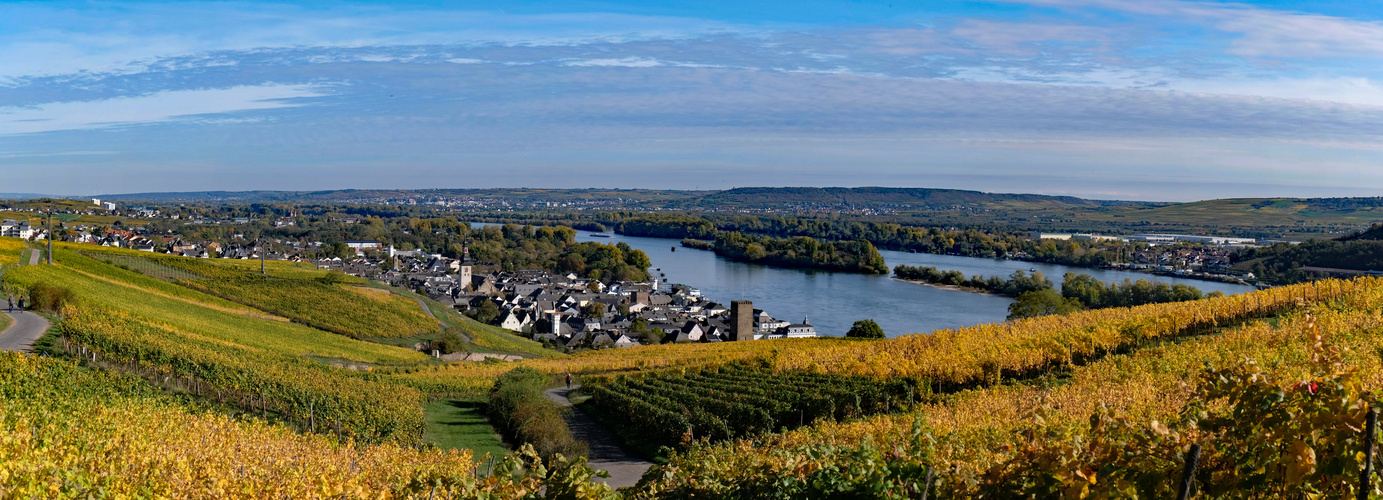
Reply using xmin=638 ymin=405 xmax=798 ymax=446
xmin=532 ymin=317 xmax=552 ymax=334
xmin=472 ymin=300 xmax=500 ymax=324
xmin=1007 ymin=289 xmax=1084 ymax=320
xmin=582 ymin=302 xmax=605 ymax=319
xmin=845 ymin=319 xmax=886 ymax=339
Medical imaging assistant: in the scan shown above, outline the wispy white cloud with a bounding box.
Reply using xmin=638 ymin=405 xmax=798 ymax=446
xmin=0 ymin=150 xmax=119 ymax=159
xmin=0 ymin=84 xmax=329 ymax=136
xmin=1007 ymin=0 xmax=1383 ymax=58
xmin=563 ymin=57 xmax=662 ymax=67
xmin=0 ymin=4 xmax=748 ymax=83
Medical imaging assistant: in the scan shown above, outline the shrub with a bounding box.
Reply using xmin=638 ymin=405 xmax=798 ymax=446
xmin=488 ymin=367 xmax=586 ymax=460
xmin=27 ymin=282 xmax=74 ymax=314
xmin=432 ymin=329 xmax=467 ymax=354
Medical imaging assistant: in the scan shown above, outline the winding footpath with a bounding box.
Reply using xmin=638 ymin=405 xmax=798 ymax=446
xmin=0 ymin=309 xmax=49 ymax=352
xmin=544 ymin=385 xmax=653 ymax=489
xmin=0 ymin=244 xmax=51 ymax=352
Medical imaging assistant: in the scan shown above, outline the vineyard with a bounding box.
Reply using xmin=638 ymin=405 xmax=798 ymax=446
xmin=9 ymin=232 xmax=1383 ymax=496
xmin=73 ymin=243 xmax=556 ymax=355
xmin=584 ymin=364 xmax=921 ymax=451
xmin=75 ymin=246 xmax=440 ymax=339
xmin=635 ymin=279 xmax=1383 ymax=497
xmin=0 ymin=236 xmax=24 ymax=266
xmin=3 ymin=249 xmax=440 ymax=443
xmin=0 ymin=352 xmax=628 ymax=499
xmin=181 ymin=277 xmax=439 ymax=339
xmin=81 ymin=250 xmax=209 ymax=281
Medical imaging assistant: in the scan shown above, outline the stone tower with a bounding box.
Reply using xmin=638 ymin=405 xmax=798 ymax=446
xmin=731 ymin=300 xmax=754 ymax=341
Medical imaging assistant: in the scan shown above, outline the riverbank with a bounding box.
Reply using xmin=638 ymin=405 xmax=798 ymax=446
xmin=890 ymin=277 xmax=1003 ymax=297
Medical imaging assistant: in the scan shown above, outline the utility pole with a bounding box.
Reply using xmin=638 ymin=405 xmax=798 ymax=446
xmin=259 ymin=237 xmax=266 ymax=275
xmin=46 ymin=212 xmax=52 ymax=265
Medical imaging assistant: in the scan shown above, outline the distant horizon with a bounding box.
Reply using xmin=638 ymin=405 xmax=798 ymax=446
xmin=3 ymin=185 xmax=1380 ymax=205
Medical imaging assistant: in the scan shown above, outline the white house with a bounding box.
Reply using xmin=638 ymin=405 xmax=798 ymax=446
xmin=1 ymin=220 xmax=33 ymax=239
xmin=782 ymin=317 xmax=817 ymax=338
xmin=499 ymin=311 xmax=531 ymax=332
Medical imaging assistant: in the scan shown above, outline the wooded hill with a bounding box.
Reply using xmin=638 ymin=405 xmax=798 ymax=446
xmin=79 ymin=187 xmax=1383 ymax=238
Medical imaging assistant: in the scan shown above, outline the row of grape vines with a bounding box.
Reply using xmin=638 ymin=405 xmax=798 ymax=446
xmin=637 ymin=280 xmax=1383 ymax=497
xmin=58 ymin=304 xmax=426 ymax=444
xmin=80 ymin=251 xmax=208 ymax=282
xmin=584 ymin=363 xmax=921 ymax=449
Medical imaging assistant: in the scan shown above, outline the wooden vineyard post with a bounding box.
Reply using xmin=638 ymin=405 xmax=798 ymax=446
xmin=1178 ymin=443 xmax=1202 ymax=500
xmin=1360 ymin=408 xmax=1378 ymax=500
xmin=920 ymin=465 xmax=934 ymax=500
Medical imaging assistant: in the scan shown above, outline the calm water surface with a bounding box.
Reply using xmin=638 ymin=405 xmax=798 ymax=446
xmin=525 ymin=227 xmax=1256 ymax=339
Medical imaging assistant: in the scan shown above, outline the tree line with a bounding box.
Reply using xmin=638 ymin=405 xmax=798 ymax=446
xmin=893 ymin=265 xmax=1052 ymax=297
xmin=714 ymin=232 xmax=889 ymax=274
xmin=893 ymin=265 xmax=1215 ymax=320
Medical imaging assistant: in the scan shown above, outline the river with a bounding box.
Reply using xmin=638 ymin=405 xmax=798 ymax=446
xmin=568 ymin=230 xmax=1256 ymax=339
xmin=476 ymin=224 xmax=1255 ymax=338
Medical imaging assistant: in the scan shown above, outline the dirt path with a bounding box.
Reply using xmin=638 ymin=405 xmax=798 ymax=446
xmin=412 ymin=297 xmax=439 ymax=320
xmin=406 ymin=293 xmax=473 ymax=342
xmin=544 ymin=385 xmax=653 ymax=489
xmin=26 ymin=247 xmax=40 ymax=266
xmin=0 ymin=309 xmax=50 ymax=352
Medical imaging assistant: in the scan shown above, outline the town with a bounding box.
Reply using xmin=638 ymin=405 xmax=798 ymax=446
xmin=2 ymin=201 xmax=817 ymax=350
xmin=361 ymin=243 xmax=818 ymax=349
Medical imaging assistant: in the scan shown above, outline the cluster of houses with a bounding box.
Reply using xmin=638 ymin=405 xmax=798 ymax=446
xmin=321 ymin=244 xmax=815 ymax=348
xmin=316 ymin=245 xmax=815 ymax=348
xmin=444 ymin=268 xmax=816 ymax=349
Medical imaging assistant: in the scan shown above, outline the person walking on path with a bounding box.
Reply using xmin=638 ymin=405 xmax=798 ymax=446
xmin=6 ymin=296 xmax=11 ymax=312
xmin=566 ymin=372 xmax=573 ymax=389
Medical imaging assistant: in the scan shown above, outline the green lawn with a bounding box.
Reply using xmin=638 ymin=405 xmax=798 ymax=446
xmin=423 ymin=397 xmax=508 ymax=462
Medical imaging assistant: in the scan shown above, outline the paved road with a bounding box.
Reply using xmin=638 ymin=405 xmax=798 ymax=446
xmin=26 ymin=247 xmax=40 ymax=266
xmin=545 ymin=385 xmax=653 ymax=489
xmin=0 ymin=309 xmax=49 ymax=352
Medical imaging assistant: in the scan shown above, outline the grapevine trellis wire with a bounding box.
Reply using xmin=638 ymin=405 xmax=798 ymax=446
xmin=78 ymin=252 xmax=207 ymax=282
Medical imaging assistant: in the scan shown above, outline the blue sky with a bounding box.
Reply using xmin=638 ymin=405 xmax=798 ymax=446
xmin=3 ymin=0 xmax=1383 ymax=200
